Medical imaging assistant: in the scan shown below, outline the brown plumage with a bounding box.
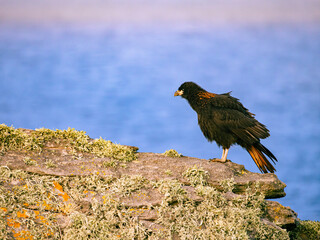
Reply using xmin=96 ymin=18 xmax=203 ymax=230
xmin=174 ymin=82 xmax=277 ymax=173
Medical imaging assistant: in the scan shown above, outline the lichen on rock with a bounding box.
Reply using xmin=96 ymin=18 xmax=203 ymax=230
xmin=0 ymin=124 xmax=137 ymax=162
xmin=163 ymin=149 xmax=182 ymax=158
xmin=0 ymin=125 xmax=317 ymax=239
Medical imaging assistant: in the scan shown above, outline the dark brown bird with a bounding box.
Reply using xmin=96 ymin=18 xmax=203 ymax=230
xmin=174 ymin=82 xmax=277 ymax=173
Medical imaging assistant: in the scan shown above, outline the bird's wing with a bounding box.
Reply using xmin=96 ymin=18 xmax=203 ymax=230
xmin=208 ymin=93 xmax=254 ymax=117
xmin=200 ymin=95 xmax=270 ymax=142
xmin=212 ymin=108 xmax=270 ymax=143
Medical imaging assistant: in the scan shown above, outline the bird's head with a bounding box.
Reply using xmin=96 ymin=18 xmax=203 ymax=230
xmin=174 ymin=82 xmax=204 ymax=99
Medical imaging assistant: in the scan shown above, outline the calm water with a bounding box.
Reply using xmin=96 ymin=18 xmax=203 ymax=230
xmin=0 ymin=24 xmax=319 ymax=220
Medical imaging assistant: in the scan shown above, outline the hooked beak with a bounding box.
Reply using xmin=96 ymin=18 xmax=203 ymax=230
xmin=174 ymin=90 xmax=183 ymax=96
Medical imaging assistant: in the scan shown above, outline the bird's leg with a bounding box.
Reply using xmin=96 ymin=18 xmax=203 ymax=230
xmin=221 ymin=148 xmax=226 ymax=160
xmin=209 ymin=148 xmax=229 ymax=163
xmin=221 ymin=148 xmax=229 ymax=162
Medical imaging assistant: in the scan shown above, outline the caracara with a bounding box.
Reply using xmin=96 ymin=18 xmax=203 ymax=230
xmin=174 ymin=82 xmax=277 ymax=173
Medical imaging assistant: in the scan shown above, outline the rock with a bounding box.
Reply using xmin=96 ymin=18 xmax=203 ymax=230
xmin=119 ymin=188 xmax=163 ymax=208
xmin=0 ymin=126 xmax=303 ymax=239
xmin=217 ymin=191 xmax=297 ymax=229
xmin=1 ymin=151 xmax=285 ymax=199
xmin=265 ymin=200 xmax=298 ymax=229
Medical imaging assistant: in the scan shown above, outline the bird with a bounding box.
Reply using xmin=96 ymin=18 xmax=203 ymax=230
xmin=174 ymin=82 xmax=277 ymax=173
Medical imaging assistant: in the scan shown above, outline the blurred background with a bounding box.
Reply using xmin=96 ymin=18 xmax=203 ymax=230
xmin=0 ymin=0 xmax=319 ymax=220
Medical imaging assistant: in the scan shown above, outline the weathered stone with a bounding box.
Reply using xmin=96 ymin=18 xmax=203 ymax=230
xmin=0 ymin=127 xmax=302 ymax=239
xmin=219 ymin=191 xmax=298 ymax=229
xmin=182 ymin=185 xmax=204 ymax=203
xmin=265 ymin=200 xmax=298 ymax=229
xmin=120 ymin=188 xmax=163 ymax=208
xmin=1 ymin=150 xmax=286 ymax=199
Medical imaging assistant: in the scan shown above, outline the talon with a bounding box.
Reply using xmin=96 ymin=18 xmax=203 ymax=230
xmin=209 ymin=158 xmax=231 ymax=163
xmin=209 ymin=158 xmax=227 ymax=163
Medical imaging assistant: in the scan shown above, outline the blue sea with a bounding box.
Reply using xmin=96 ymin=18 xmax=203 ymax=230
xmin=0 ymin=23 xmax=319 ymax=221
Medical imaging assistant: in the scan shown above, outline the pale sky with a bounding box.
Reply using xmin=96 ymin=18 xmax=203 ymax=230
xmin=0 ymin=0 xmax=319 ymax=26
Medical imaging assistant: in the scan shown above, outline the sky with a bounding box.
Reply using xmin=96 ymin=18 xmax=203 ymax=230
xmin=0 ymin=0 xmax=319 ymax=26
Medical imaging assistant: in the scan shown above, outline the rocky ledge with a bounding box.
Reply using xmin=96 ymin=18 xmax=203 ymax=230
xmin=0 ymin=125 xmax=319 ymax=239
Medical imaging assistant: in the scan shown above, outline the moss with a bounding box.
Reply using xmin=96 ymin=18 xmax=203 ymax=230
xmin=289 ymin=220 xmax=320 ymax=240
xmin=163 ymin=149 xmax=182 ymax=158
xmin=0 ymin=124 xmax=137 ymax=162
xmin=182 ymin=165 xmax=209 ymax=186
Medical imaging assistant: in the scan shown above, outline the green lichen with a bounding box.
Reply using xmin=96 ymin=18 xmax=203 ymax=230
xmin=163 ymin=149 xmax=182 ymax=158
xmin=183 ymin=165 xmax=209 ymax=186
xmin=0 ymin=167 xmax=61 ymax=238
xmin=0 ymin=124 xmax=31 ymax=152
xmin=0 ymin=166 xmax=307 ymax=240
xmin=0 ymin=125 xmax=314 ymax=239
xmin=0 ymin=124 xmax=137 ymax=162
xmin=0 ymin=166 xmax=151 ymax=239
xmin=63 ymin=207 xmax=151 ymax=240
xmin=289 ymin=220 xmax=320 ymax=240
xmin=90 ymin=138 xmax=136 ymax=162
xmin=32 ymin=127 xmax=90 ymax=152
xmin=155 ymin=181 xmax=288 ymax=240
xmin=220 ymin=177 xmax=236 ymax=192
xmin=164 ymin=169 xmax=173 ymax=176
xmin=111 ymin=175 xmax=149 ymax=197
xmin=23 ymin=156 xmax=37 ymax=166
xmin=45 ymin=159 xmax=57 ymax=168
xmin=102 ymin=159 xmax=118 ymax=168
xmin=153 ymin=179 xmax=187 ymax=204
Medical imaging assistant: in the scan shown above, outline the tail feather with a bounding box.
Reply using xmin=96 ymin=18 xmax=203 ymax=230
xmin=247 ymin=143 xmax=277 ymax=173
xmin=257 ymin=143 xmax=277 ymax=164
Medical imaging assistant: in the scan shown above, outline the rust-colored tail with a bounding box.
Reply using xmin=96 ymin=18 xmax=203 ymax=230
xmin=247 ymin=143 xmax=277 ymax=173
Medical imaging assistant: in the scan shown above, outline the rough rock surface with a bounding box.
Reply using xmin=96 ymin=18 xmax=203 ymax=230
xmin=0 ymin=127 xmax=300 ymax=239
xmin=2 ymin=150 xmax=286 ymax=199
xmin=1 ymin=144 xmax=294 ymax=222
